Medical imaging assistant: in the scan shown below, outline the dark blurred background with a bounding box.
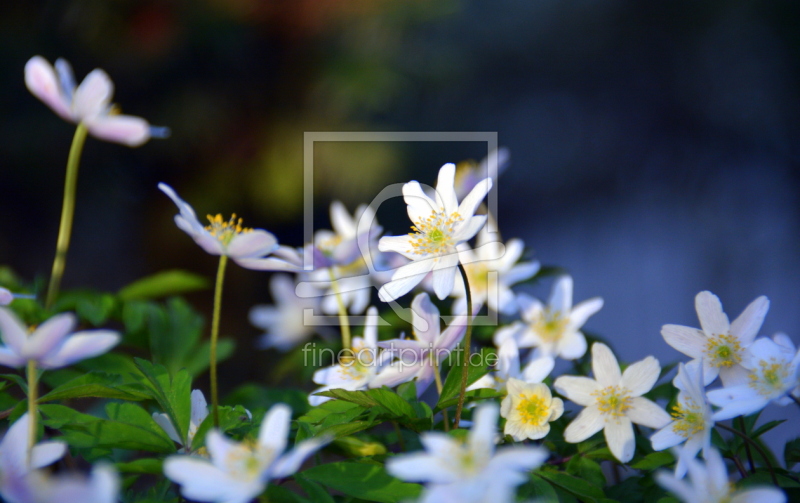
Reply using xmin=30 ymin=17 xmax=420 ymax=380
xmin=1 ymin=0 xmax=798 ymax=451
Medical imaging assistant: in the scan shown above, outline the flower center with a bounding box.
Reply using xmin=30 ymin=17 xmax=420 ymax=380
xmin=670 ymin=399 xmax=705 ymax=438
xmin=704 ymin=334 xmax=742 ymax=368
xmin=205 ymin=213 xmax=252 ymax=245
xmin=533 ymin=309 xmax=568 ymax=342
xmin=515 ymin=393 xmax=549 ymax=426
xmin=224 ymin=442 xmax=271 ymax=481
xmin=748 ymin=360 xmax=788 ymax=396
xmin=593 ymin=386 xmax=632 ymax=418
xmin=407 ymin=210 xmax=462 ymax=256
xmin=337 ymin=342 xmax=375 ymax=379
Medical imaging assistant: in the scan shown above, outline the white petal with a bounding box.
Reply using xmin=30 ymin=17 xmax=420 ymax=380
xmin=503 ymin=260 xmax=540 ymax=288
xmin=227 ymin=230 xmax=278 ymax=260
xmin=23 ymin=312 xmax=76 ymax=360
xmin=468 ymin=403 xmax=499 ymax=459
xmin=730 ymin=296 xmax=769 ymax=345
xmin=411 ymin=293 xmax=440 ymax=344
xmin=369 ymin=364 xmax=419 ymax=390
xmin=730 ymin=488 xmax=787 ymax=503
xmin=436 ymin=315 xmax=467 ymax=352
xmin=451 ymin=215 xmax=487 ymax=243
xmin=605 ymin=416 xmax=635 ymax=463
xmin=73 ymin=69 xmax=113 ymax=120
xmin=0 ymin=414 xmax=30 ymax=476
xmin=378 ymin=235 xmax=417 ymax=259
xmin=564 ymin=405 xmax=604 ymax=443
xmin=38 ymin=331 xmax=120 ymax=369
xmin=456 ymin=177 xmax=492 ymax=220
xmin=164 ymin=456 xmax=259 ymax=503
xmin=497 ymin=338 xmax=521 ymax=380
xmin=30 ymin=441 xmax=67 ymax=469
xmin=521 ymin=355 xmax=554 ymax=383
xmin=403 ymin=181 xmax=437 ymax=224
xmin=718 ymin=364 xmax=751 ymax=388
xmin=85 ymin=114 xmax=151 ymax=147
xmin=568 ymin=297 xmax=603 ymax=330
xmin=554 ymin=376 xmax=601 ymax=407
xmin=434 ymin=163 xmax=459 ymax=215
xmin=159 ymin=183 xmax=205 ymax=233
xmin=378 ymin=259 xmax=435 ymax=302
xmin=386 ymin=453 xmax=456 ymax=484
xmin=556 ymin=331 xmax=588 ymax=360
xmin=695 ymin=291 xmax=730 ymax=336
xmin=25 ymin=56 xmax=73 ymax=121
xmin=363 ymin=307 xmax=378 ymax=349
xmin=493 ymin=323 xmax=522 ymax=347
xmin=711 ymin=397 xmax=768 ymax=421
xmin=0 ymin=308 xmax=29 ymax=355
xmin=190 ymin=390 xmax=210 ymax=429
xmin=650 ymin=425 xmax=686 ymax=451
xmin=0 ymin=347 xmax=26 ymax=368
xmin=329 ymin=200 xmax=355 ymax=238
xmin=661 ymin=325 xmax=706 ymax=359
xmin=549 ymin=276 xmax=573 ymax=314
xmin=591 ymin=343 xmax=621 ymax=386
xmin=627 ymin=397 xmax=671 ymax=428
xmin=655 ymin=471 xmax=696 ymax=502
xmin=620 ymin=356 xmax=661 ymax=396
xmin=271 ymin=437 xmax=327 ymax=479
xmin=431 ymin=253 xmax=459 ymax=300
xmin=488 ymin=445 xmax=549 ymax=472
xmin=153 ymin=413 xmax=182 ymax=444
xmin=0 ymin=288 xmax=12 ymax=306
xmin=258 ymin=404 xmax=291 ymax=454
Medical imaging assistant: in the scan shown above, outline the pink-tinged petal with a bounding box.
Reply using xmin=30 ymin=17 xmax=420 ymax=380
xmin=153 ymin=412 xmax=182 ymax=444
xmin=469 ymin=403 xmax=499 ymax=459
xmin=456 ymin=177 xmax=492 ymax=220
xmin=730 ymin=295 xmax=769 ymax=345
xmin=403 ymin=181 xmax=437 ymax=224
xmin=521 ymin=355 xmax=554 ymax=383
xmin=378 ymin=235 xmax=417 ymax=259
xmin=164 ymin=455 xmax=259 ymax=503
xmin=605 ymin=416 xmax=635 ymax=463
xmin=564 ymin=405 xmax=604 ymax=443
xmin=85 ymin=114 xmax=150 ymax=146
xmin=554 ymin=375 xmax=601 ymax=406
xmin=730 ymin=488 xmax=787 ymax=503
xmin=378 ymin=259 xmax=435 ymax=302
xmin=627 ymin=397 xmax=671 ymax=428
xmin=0 ymin=288 xmax=12 ymax=306
xmin=568 ymin=297 xmax=603 ymax=331
xmin=73 ymin=69 xmax=113 ymax=120
xmin=661 ymin=324 xmax=706 ymax=359
xmin=185 ymin=225 xmax=226 ymax=256
xmin=695 ymin=291 xmax=730 ymax=336
xmin=271 ymin=437 xmax=328 ymax=479
xmin=23 ymin=312 xmax=76 ymax=360
xmin=258 ymin=404 xmax=291 ymax=454
xmin=431 ymin=253 xmax=459 ymax=300
xmin=620 ymin=356 xmax=661 ymax=396
xmin=0 ymin=347 xmax=26 ymax=368
xmin=159 ymin=183 xmax=206 ymax=233
xmin=549 ymin=276 xmax=573 ymax=314
xmin=30 ymin=441 xmax=67 ymax=469
xmin=411 ymin=293 xmax=440 ymax=344
xmin=434 ymin=163 xmax=459 ymax=215
xmin=0 ymin=308 xmax=28 ymax=354
xmin=25 ymin=56 xmax=73 ymax=121
xmin=556 ymin=331 xmax=588 ymax=360
xmin=38 ymin=331 xmax=120 ymax=369
xmin=437 ymin=315 xmax=467 ymax=352
xmin=0 ymin=414 xmax=30 ymax=475
xmin=592 ymin=343 xmax=621 ymax=386
xmin=236 ymin=256 xmax=303 ymax=272
xmin=452 ymin=214 xmax=487 ymax=243
xmin=387 ymin=452 xmax=457 ymax=484
xmin=650 ymin=424 xmax=686 ymax=451
xmin=329 ymin=200 xmax=356 ymax=238
xmin=227 ymin=230 xmax=278 ymax=260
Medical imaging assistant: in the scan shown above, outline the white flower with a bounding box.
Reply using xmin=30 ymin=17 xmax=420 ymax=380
xmin=0 ymin=289 xmax=35 ymax=306
xmin=31 ymin=463 xmax=120 ymax=503
xmin=650 ymin=363 xmax=714 ymax=478
xmin=453 ymin=147 xmax=509 ymax=201
xmin=0 ymin=413 xmax=67 ymax=503
xmin=371 ymin=293 xmax=466 ymax=396
xmin=656 ymin=447 xmax=786 ymax=503
xmin=25 ymin=56 xmax=168 ymax=147
xmin=554 ymin=342 xmax=671 ymax=463
xmin=387 ymin=403 xmax=548 ymax=503
xmin=451 ymin=228 xmax=540 ymax=315
xmin=378 ymin=163 xmax=492 ymax=302
xmin=249 ymin=274 xmax=321 ymax=352
xmin=467 ymin=338 xmax=554 ymax=394
xmin=0 ymin=308 xmax=120 ymax=370
xmin=501 ymin=378 xmax=563 ymax=441
xmin=159 ymin=183 xmax=303 ymax=272
xmin=706 ymin=334 xmax=800 ymax=420
xmin=310 ymin=307 xmax=391 ymax=405
xmin=495 ymin=275 xmax=603 ymax=360
xmin=153 ymin=389 xmax=209 ymax=452
xmin=164 ymin=404 xmax=326 ymax=503
xmin=662 ymin=291 xmax=768 ymax=387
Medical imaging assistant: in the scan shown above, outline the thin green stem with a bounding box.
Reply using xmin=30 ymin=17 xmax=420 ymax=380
xmin=431 ymin=353 xmax=449 ymax=432
xmin=27 ymin=360 xmax=38 ymax=460
xmin=392 ymin=420 xmax=406 ymax=452
xmin=210 ymin=255 xmax=228 ymax=428
xmin=46 ymin=123 xmax=89 ymax=311
xmin=328 ymin=267 xmax=351 ymax=351
xmin=738 ymin=416 xmax=755 ymax=473
xmin=453 ymin=263 xmax=473 ymax=428
xmin=717 ymin=422 xmax=778 ymax=485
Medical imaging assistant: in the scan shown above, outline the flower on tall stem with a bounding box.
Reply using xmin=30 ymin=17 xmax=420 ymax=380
xmin=164 ymin=404 xmax=327 ymax=503
xmin=554 ymin=342 xmax=671 ymax=463
xmin=661 ymin=291 xmax=769 ymax=387
xmin=249 ymin=274 xmax=321 ymax=352
xmin=386 ymin=403 xmax=548 ymax=503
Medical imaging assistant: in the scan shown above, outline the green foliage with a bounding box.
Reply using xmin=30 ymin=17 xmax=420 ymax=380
xmin=300 ymin=461 xmax=423 ymax=503
xmin=134 ymin=359 xmax=192 ymax=446
xmin=118 ymin=270 xmax=209 ymax=301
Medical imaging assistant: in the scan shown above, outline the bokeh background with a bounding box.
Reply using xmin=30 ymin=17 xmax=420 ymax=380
xmin=2 ymin=0 xmax=799 ymax=453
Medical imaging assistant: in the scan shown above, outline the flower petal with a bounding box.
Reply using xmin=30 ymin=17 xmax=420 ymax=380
xmin=30 ymin=441 xmax=67 ymax=470
xmin=411 ymin=293 xmax=440 ymax=344
xmin=521 ymin=355 xmax=554 ymax=383
xmin=164 ymin=456 xmax=259 ymax=503
xmin=568 ymin=297 xmax=603 ymax=331
xmin=38 ymin=330 xmax=120 ymax=369
xmin=549 ymin=275 xmax=573 ymax=314
xmin=403 ymin=181 xmax=437 ymax=224
xmin=591 ymin=343 xmax=621 ymax=387
xmin=378 ymin=235 xmax=417 ymax=259
xmin=456 ymin=177 xmax=492 ymax=220
xmin=378 ymin=259 xmax=435 ymax=302
xmin=730 ymin=296 xmax=769 ymax=345
xmin=605 ymin=416 xmax=635 ymax=463
xmin=227 ymin=230 xmax=278 ymax=260
xmin=0 ymin=308 xmax=29 ymax=355
xmin=488 ymin=445 xmax=549 ymax=473
xmin=661 ymin=324 xmax=706 ymax=359
xmin=152 ymin=413 xmax=182 ymax=445
xmin=627 ymin=397 xmax=671 ymax=428
xmin=258 ymin=404 xmax=291 ymax=454
xmin=554 ymin=375 xmax=601 ymax=406
xmin=564 ymin=405 xmax=604 ymax=443
xmin=620 ymin=356 xmax=661 ymax=396
xmin=650 ymin=424 xmax=686 ymax=451
xmin=329 ymin=200 xmax=355 ymax=238
xmin=0 ymin=414 xmax=30 ymax=475
xmin=695 ymin=291 xmax=730 ymax=336
xmin=434 ymin=163 xmax=459 ymax=215
xmin=452 ymin=214 xmax=487 ymax=243
xmin=25 ymin=56 xmax=73 ymax=121
xmin=190 ymin=390 xmax=209 ymax=430
xmin=85 ymin=114 xmax=151 ymax=147
xmin=23 ymin=312 xmax=76 ymax=360
xmin=556 ymin=331 xmax=588 ymax=360
xmin=73 ymin=69 xmax=113 ymax=120
xmin=431 ymin=253 xmax=459 ymax=300
xmin=655 ymin=471 xmax=696 ymax=502
xmin=730 ymin=488 xmax=787 ymax=503
xmin=386 ymin=452 xmax=457 ymax=484
xmin=468 ymin=403 xmax=499 ymax=459
xmin=0 ymin=347 xmax=26 ymax=368
xmin=271 ymin=436 xmax=328 ymax=479
xmin=369 ymin=363 xmax=418 ymax=390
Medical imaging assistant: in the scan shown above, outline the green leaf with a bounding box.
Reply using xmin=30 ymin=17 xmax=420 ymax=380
xmin=301 ymin=461 xmax=422 ymax=503
xmin=295 ymin=477 xmax=335 ymax=503
xmin=437 ymin=347 xmax=494 ymax=410
xmin=224 ymin=384 xmax=309 ymax=416
xmin=38 ymin=371 xmax=151 ymax=403
xmin=118 ymin=270 xmax=209 ymax=301
xmin=192 ymin=405 xmax=254 ymax=449
xmin=631 ymin=451 xmax=675 ymax=471
xmin=0 ymin=373 xmax=28 ymax=394
xmin=434 ymin=387 xmax=503 ymax=412
xmin=537 ymin=467 xmax=606 ymax=503
xmin=144 ymin=298 xmax=205 ymax=375
xmin=785 ymin=437 xmax=800 ymax=469
xmin=519 ymin=474 xmax=559 ymax=503
xmin=134 ymin=359 xmax=192 ymax=446
xmin=116 ymin=458 xmax=164 ymax=474
xmin=567 ymin=455 xmax=606 ymax=487
xmin=751 ymin=419 xmax=786 ymax=439
xmin=397 ymin=381 xmax=417 ymax=402
xmin=182 ymin=338 xmax=235 ymax=378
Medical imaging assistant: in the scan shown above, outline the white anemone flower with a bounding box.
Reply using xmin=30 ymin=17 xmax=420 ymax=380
xmin=656 ymin=447 xmax=786 ymax=503
xmin=164 ymin=404 xmax=327 ymax=503
xmin=153 ymin=389 xmax=209 ymax=452
xmin=650 ymin=363 xmax=714 ymax=478
xmin=371 ymin=293 xmax=466 ymax=397
xmin=159 ymin=183 xmax=302 ymax=272
xmin=501 ymin=378 xmax=563 ymax=441
xmin=554 ymin=342 xmax=671 ymax=463
xmin=0 ymin=413 xmax=67 ymax=503
xmin=662 ymin=291 xmax=768 ymax=387
xmin=495 ymin=275 xmax=603 ymax=361
xmin=25 ymin=56 xmax=168 ymax=147
xmin=0 ymin=308 xmax=120 ymax=370
xmin=706 ymin=334 xmax=800 ymax=420
xmin=451 ymin=228 xmax=540 ymax=315
xmin=378 ymin=163 xmax=492 ymax=302
xmin=31 ymin=463 xmax=120 ymax=503
xmin=249 ymin=274 xmax=321 ymax=352
xmin=387 ymin=403 xmax=548 ymax=503
xmin=467 ymin=338 xmax=554 ymax=394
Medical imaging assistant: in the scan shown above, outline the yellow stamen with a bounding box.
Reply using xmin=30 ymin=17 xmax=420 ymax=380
xmin=205 ymin=213 xmax=252 ymax=245
xmin=704 ymin=334 xmax=742 ymax=368
xmin=406 ymin=210 xmax=462 ymax=256
xmin=515 ymin=393 xmax=549 ymax=426
xmin=670 ymin=400 xmax=705 ymax=437
xmin=749 ymin=360 xmax=788 ymax=396
xmin=593 ymin=386 xmax=632 ymax=418
xmin=533 ymin=309 xmax=568 ymax=343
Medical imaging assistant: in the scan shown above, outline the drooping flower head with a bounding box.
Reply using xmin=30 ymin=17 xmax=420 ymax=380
xmin=554 ymin=342 xmax=671 ymax=463
xmin=378 ymin=163 xmax=492 ymax=302
xmin=25 ymin=56 xmax=168 ymax=147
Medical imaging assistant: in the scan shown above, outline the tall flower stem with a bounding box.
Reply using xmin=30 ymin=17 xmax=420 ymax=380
xmin=26 ymin=360 xmax=39 ymax=457
xmin=210 ymin=255 xmax=229 ymax=428
xmin=328 ymin=268 xmax=352 ymax=351
xmin=453 ymin=263 xmax=473 ymax=428
xmin=45 ymin=123 xmax=89 ymax=311
xmin=717 ymin=422 xmax=777 ymax=485
xmin=431 ymin=354 xmax=450 ymax=432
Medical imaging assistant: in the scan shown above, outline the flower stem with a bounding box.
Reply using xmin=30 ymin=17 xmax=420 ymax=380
xmin=210 ymin=254 xmax=228 ymax=428
xmin=328 ymin=268 xmax=351 ymax=351
xmin=737 ymin=416 xmax=755 ymax=473
xmin=27 ymin=360 xmax=38 ymax=460
xmin=717 ymin=422 xmax=778 ymax=485
xmin=431 ymin=353 xmax=450 ymax=432
xmin=453 ymin=263 xmax=473 ymax=428
xmin=45 ymin=123 xmax=89 ymax=311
